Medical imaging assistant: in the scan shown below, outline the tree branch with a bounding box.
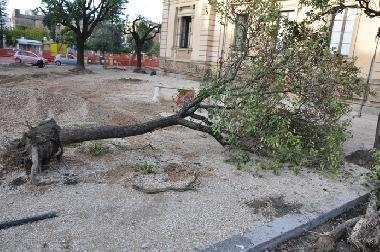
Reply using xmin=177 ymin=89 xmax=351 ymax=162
xmin=189 ymin=114 xmax=213 ymax=126
xmin=176 ymin=118 xmax=227 ymax=145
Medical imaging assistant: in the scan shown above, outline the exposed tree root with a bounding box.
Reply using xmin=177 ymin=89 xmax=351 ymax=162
xmin=1 ymin=118 xmax=63 ymax=184
xmin=314 ymin=194 xmax=380 ymax=252
xmin=132 ymin=172 xmax=200 ymax=194
xmin=315 ymin=216 xmax=361 ymax=251
xmin=0 ymin=212 xmax=58 ymax=230
xmin=348 ymin=194 xmax=380 ymax=251
xmin=110 ymin=143 xmax=154 ymax=151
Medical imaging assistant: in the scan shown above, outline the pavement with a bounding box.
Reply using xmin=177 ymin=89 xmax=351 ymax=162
xmin=201 ymin=186 xmax=369 ymax=252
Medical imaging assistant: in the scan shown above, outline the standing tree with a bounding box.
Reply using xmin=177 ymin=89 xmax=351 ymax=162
xmin=87 ymin=22 xmax=124 ymax=54
xmin=39 ymin=0 xmax=128 ymax=70
xmin=124 ymin=16 xmax=160 ymax=71
xmin=0 ymin=0 xmax=8 ymax=48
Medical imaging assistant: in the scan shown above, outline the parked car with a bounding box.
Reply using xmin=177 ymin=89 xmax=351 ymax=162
xmin=14 ymin=50 xmax=47 ymax=68
xmin=54 ymin=54 xmax=77 ymax=66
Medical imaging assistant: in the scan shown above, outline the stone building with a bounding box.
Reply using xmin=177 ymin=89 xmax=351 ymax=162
xmin=160 ymin=0 xmax=223 ymax=77
xmin=12 ymin=9 xmax=44 ymax=29
xmin=159 ymin=0 xmax=380 ymax=105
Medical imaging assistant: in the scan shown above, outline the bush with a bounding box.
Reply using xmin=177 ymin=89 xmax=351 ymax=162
xmin=134 ymin=162 xmax=159 ymax=174
xmin=89 ymin=141 xmax=110 ymax=156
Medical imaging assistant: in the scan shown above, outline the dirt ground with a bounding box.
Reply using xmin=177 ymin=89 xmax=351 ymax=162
xmin=0 ymin=64 xmax=377 ymax=251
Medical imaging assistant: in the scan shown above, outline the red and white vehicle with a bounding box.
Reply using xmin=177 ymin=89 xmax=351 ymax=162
xmin=14 ymin=50 xmax=47 ymax=67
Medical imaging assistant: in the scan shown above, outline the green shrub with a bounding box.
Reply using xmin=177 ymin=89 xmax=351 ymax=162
xmin=89 ymin=141 xmax=110 ymax=156
xmin=134 ymin=162 xmax=159 ymax=174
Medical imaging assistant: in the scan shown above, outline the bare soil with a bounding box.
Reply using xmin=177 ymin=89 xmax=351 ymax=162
xmin=0 ymin=64 xmax=377 ymax=251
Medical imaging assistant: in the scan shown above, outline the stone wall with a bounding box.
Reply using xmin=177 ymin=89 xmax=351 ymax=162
xmin=160 ymin=59 xmax=215 ymax=79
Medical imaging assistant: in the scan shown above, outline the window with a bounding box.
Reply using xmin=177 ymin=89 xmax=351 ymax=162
xmin=180 ymin=16 xmax=191 ymax=48
xmin=235 ymin=14 xmax=247 ymax=50
xmin=330 ymin=8 xmax=357 ymax=55
xmin=277 ymin=11 xmax=296 ymax=48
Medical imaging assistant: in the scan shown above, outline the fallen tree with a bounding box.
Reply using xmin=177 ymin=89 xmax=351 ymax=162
xmin=0 ymin=0 xmax=378 ymax=249
xmin=1 ymin=91 xmax=225 ymax=183
xmin=1 ymin=0 xmax=366 ymax=183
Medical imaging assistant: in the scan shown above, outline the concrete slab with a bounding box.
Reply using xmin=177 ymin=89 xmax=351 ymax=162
xmin=201 ymin=186 xmax=369 ymax=252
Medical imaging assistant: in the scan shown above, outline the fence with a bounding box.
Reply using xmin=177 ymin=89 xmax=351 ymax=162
xmin=0 ymin=48 xmax=48 ymax=59
xmin=0 ymin=48 xmax=16 ymax=57
xmin=87 ymin=53 xmax=159 ymax=68
xmin=0 ymin=48 xmax=160 ymax=68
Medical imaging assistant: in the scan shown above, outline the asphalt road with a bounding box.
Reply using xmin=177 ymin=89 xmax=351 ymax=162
xmin=0 ymin=56 xmax=14 ymax=64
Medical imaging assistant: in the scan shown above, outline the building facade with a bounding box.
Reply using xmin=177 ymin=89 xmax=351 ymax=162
xmin=160 ymin=0 xmax=223 ymax=77
xmin=12 ymin=9 xmax=44 ymax=29
xmin=159 ymin=0 xmax=380 ymax=103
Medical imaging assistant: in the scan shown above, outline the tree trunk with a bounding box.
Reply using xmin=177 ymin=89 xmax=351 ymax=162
xmin=76 ymin=35 xmax=86 ymax=70
xmin=60 ymin=115 xmax=181 ymax=145
xmin=375 ymin=112 xmax=380 ymax=149
xmin=0 ymin=6 xmax=3 ymax=49
xmin=0 ymin=33 xmax=3 ymax=48
xmin=136 ymin=45 xmax=142 ymax=70
xmin=0 ymin=24 xmax=3 ymax=49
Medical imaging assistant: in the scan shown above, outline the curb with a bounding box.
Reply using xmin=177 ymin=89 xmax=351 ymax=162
xmin=201 ymin=186 xmax=369 ymax=252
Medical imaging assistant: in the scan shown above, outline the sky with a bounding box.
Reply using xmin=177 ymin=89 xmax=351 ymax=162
xmin=6 ymin=0 xmax=163 ymax=23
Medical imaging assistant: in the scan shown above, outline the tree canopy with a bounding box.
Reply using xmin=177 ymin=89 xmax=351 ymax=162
xmin=87 ymin=22 xmax=124 ymax=54
xmin=40 ymin=0 xmax=128 ymax=69
xmin=5 ymin=28 xmax=48 ymax=46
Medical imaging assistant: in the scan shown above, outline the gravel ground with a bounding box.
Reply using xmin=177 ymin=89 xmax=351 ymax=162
xmin=0 ymin=64 xmax=376 ymax=251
